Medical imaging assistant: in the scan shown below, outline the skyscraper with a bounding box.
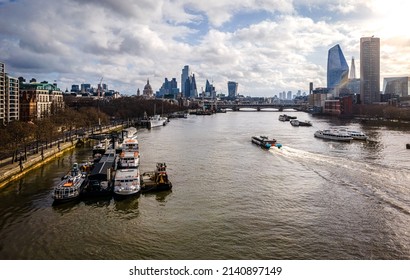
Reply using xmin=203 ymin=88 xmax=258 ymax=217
xmin=181 ymin=65 xmax=189 ymax=96
xmin=349 ymin=57 xmax=356 ymax=79
xmin=360 ymin=37 xmax=380 ymax=104
xmin=327 ymin=44 xmax=349 ymax=89
xmin=227 ymin=81 xmax=238 ymax=99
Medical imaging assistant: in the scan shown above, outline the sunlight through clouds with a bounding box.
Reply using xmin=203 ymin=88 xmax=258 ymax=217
xmin=0 ymin=0 xmax=409 ymax=96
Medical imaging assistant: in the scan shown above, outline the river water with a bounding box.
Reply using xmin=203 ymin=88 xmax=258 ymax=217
xmin=1 ymin=111 xmax=409 ymax=260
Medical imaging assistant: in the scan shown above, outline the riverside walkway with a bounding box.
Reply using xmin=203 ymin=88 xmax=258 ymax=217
xmin=0 ymin=124 xmax=124 ymax=189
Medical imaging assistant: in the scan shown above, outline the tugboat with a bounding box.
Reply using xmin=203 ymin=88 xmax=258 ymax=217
xmin=52 ymin=163 xmax=87 ymax=204
xmin=251 ymin=136 xmax=277 ymax=149
xmin=141 ymin=163 xmax=172 ymax=192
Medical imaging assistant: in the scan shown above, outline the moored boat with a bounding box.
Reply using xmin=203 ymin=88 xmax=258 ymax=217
xmin=121 ymin=127 xmax=138 ymax=140
xmin=52 ymin=163 xmax=87 ymax=203
xmin=314 ymin=129 xmax=353 ymax=142
xmin=148 ymin=115 xmax=168 ymax=128
xmin=113 ymin=168 xmax=141 ymax=197
xmin=117 ymin=151 xmax=140 ymax=169
xmin=141 ymin=162 xmax=172 ymax=193
xmin=251 ymin=136 xmax=276 ymax=149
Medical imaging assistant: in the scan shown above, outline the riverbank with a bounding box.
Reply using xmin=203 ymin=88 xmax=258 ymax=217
xmin=0 ymin=124 xmax=124 ymax=189
xmin=0 ymin=141 xmax=76 ymax=189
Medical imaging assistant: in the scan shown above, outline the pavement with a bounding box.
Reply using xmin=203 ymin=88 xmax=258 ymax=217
xmin=0 ymin=141 xmax=77 ymax=189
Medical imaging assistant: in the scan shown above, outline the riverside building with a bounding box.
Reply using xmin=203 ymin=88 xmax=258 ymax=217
xmin=1 ymin=62 xmax=20 ymax=124
xmin=360 ymin=36 xmax=380 ymax=104
xmin=327 ymin=44 xmax=349 ymax=96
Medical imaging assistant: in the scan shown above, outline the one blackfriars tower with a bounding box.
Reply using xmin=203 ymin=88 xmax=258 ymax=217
xmin=327 ymin=44 xmax=349 ymax=89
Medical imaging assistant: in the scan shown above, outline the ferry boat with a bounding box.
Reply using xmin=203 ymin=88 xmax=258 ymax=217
xmin=121 ymin=137 xmax=139 ymax=152
xmin=251 ymin=136 xmax=277 ymax=149
xmin=117 ymin=151 xmax=140 ymax=169
xmin=141 ymin=162 xmax=173 ymax=192
xmin=314 ymin=129 xmax=353 ymax=142
xmin=52 ymin=163 xmax=87 ymax=203
xmin=346 ymin=130 xmax=368 ymax=140
xmin=113 ymin=168 xmax=141 ymax=197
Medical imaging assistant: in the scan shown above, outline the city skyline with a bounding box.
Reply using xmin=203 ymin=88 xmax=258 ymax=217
xmin=1 ymin=0 xmax=409 ymax=97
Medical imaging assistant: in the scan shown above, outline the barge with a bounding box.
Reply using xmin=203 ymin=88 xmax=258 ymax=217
xmin=251 ymin=136 xmax=277 ymax=149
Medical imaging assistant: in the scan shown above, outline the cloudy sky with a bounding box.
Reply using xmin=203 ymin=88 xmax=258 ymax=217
xmin=1 ymin=0 xmax=409 ymax=97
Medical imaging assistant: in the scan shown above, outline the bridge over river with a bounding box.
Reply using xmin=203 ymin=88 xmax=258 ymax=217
xmin=203 ymin=101 xmax=305 ymax=111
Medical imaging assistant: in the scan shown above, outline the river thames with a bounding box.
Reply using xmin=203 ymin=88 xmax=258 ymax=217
xmin=0 ymin=111 xmax=409 ymax=259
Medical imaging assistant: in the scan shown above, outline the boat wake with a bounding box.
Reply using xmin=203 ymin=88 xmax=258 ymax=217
xmin=270 ymin=145 xmax=410 ymax=216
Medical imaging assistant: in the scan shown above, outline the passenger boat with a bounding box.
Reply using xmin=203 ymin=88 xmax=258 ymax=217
xmin=52 ymin=163 xmax=87 ymax=203
xmin=113 ymin=168 xmax=141 ymax=197
xmin=117 ymin=151 xmax=140 ymax=169
xmin=141 ymin=162 xmax=173 ymax=193
xmin=346 ymin=130 xmax=368 ymax=140
xmin=314 ymin=129 xmax=353 ymax=142
xmin=290 ymin=119 xmax=312 ymax=127
xmin=121 ymin=127 xmax=138 ymax=140
xmin=121 ymin=137 xmax=139 ymax=152
xmin=148 ymin=115 xmax=168 ymax=128
xmin=251 ymin=136 xmax=277 ymax=149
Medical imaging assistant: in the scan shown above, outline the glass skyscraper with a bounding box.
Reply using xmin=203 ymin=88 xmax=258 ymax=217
xmin=181 ymin=65 xmax=189 ymax=96
xmin=227 ymin=81 xmax=238 ymax=99
xmin=327 ymin=44 xmax=349 ymax=89
xmin=360 ymin=37 xmax=380 ymax=104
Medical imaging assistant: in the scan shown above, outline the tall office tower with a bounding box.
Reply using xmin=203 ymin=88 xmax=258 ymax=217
xmin=227 ymin=81 xmax=238 ymax=99
xmin=181 ymin=65 xmax=189 ymax=96
xmin=287 ymin=91 xmax=292 ymax=100
xmin=190 ymin=73 xmax=198 ymax=98
xmin=0 ymin=62 xmax=5 ymax=124
xmin=205 ymin=80 xmax=216 ymax=98
xmin=349 ymin=57 xmax=356 ymax=79
xmin=309 ymin=82 xmax=313 ymax=94
xmin=81 ymin=83 xmax=91 ymax=93
xmin=360 ymin=37 xmax=380 ymax=104
xmin=327 ymin=44 xmax=349 ymax=89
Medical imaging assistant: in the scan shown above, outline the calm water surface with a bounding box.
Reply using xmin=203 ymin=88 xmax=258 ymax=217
xmin=1 ymin=111 xmax=410 ymax=259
